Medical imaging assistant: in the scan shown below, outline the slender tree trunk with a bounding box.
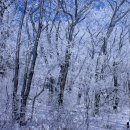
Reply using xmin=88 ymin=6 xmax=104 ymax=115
xmin=113 ymin=62 xmax=119 ymax=110
xmin=57 ymin=23 xmax=74 ymax=106
xmin=58 ymin=57 xmax=70 ymax=105
xmin=94 ymin=92 xmax=100 ymax=115
xmin=20 ymin=25 xmax=42 ymax=125
xmin=19 ymin=1 xmax=43 ymax=125
xmin=12 ymin=0 xmax=27 ymax=123
xmin=58 ymin=42 xmax=72 ymax=105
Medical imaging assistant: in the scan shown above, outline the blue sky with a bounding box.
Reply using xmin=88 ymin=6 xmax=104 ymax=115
xmin=17 ymin=0 xmax=106 ymax=12
xmin=16 ymin=0 xmax=106 ymax=23
xmin=96 ymin=0 xmax=105 ymax=10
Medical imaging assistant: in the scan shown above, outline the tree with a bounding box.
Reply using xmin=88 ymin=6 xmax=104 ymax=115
xmin=19 ymin=0 xmax=44 ymax=126
xmin=12 ymin=0 xmax=28 ymax=123
xmin=57 ymin=0 xmax=94 ymax=106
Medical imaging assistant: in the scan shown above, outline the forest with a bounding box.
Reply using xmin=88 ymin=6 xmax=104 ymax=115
xmin=0 ymin=0 xmax=130 ymax=130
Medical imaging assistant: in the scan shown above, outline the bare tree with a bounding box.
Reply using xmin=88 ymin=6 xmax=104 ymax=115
xmin=19 ymin=0 xmax=44 ymax=126
xmin=57 ymin=0 xmax=94 ymax=106
xmin=103 ymin=0 xmax=130 ymax=54
xmin=12 ymin=0 xmax=28 ymax=123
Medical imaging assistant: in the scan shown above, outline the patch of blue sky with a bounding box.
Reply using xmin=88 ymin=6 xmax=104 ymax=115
xmin=95 ymin=0 xmax=105 ymax=10
xmin=16 ymin=0 xmax=106 ymax=23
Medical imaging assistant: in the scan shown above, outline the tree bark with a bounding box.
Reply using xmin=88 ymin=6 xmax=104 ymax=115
xmin=19 ymin=0 xmax=43 ymax=125
xmin=58 ymin=33 xmax=73 ymax=106
xmin=12 ymin=0 xmax=27 ymax=123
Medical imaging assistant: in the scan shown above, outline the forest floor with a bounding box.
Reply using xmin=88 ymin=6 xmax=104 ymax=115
xmin=89 ymin=106 xmax=129 ymax=130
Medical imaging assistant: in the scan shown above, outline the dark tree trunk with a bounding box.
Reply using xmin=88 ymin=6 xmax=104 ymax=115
xmin=94 ymin=92 xmax=100 ymax=115
xmin=12 ymin=0 xmax=27 ymax=123
xmin=57 ymin=24 xmax=74 ymax=106
xmin=58 ymin=49 xmax=71 ymax=106
xmin=19 ymin=1 xmax=43 ymax=125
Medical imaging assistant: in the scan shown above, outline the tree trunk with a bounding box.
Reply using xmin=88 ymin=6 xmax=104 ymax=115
xmin=113 ymin=62 xmax=119 ymax=109
xmin=19 ymin=1 xmax=43 ymax=125
xmin=12 ymin=0 xmax=27 ymax=123
xmin=57 ymin=24 xmax=74 ymax=106
xmin=94 ymin=92 xmax=100 ymax=115
xmin=58 ymin=48 xmax=71 ymax=106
